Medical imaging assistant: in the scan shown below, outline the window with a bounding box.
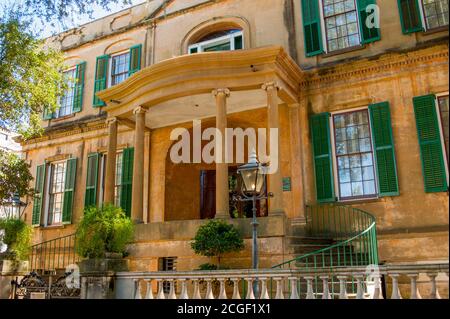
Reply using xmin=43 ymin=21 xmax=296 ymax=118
xmin=188 ymin=29 xmax=244 ymax=54
xmin=333 ymin=109 xmax=377 ymax=200
xmin=438 ymin=95 xmax=449 ymax=167
xmin=57 ymin=68 xmax=77 ymax=118
xmin=114 ymin=152 xmax=123 ymax=207
xmin=421 ymin=0 xmax=449 ymax=30
xmin=110 ymin=52 xmax=130 ymax=86
xmin=47 ymin=161 xmax=67 ymax=225
xmin=322 ymin=0 xmax=361 ymax=52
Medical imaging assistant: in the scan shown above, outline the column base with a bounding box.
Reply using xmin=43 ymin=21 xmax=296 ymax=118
xmin=269 ymin=210 xmax=286 ymax=217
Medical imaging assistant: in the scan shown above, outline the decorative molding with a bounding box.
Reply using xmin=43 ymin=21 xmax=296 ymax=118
xmin=45 ymin=154 xmax=71 ymax=162
xmin=262 ymin=82 xmax=280 ymax=91
xmin=212 ymin=88 xmax=230 ymax=97
xmin=133 ymin=106 xmax=148 ymax=115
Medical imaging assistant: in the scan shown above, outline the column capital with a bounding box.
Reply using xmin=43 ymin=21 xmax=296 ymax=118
xmin=262 ymin=82 xmax=280 ymax=91
xmin=133 ymin=106 xmax=148 ymax=115
xmin=106 ymin=117 xmax=118 ymax=126
xmin=212 ymin=88 xmax=230 ymax=97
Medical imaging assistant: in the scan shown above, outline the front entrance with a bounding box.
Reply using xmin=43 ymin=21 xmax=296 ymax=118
xmin=200 ymin=168 xmax=267 ymax=219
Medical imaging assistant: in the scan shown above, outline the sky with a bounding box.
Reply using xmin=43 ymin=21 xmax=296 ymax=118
xmin=0 ymin=0 xmax=147 ymax=38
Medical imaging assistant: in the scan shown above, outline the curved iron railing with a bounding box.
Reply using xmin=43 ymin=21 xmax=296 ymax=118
xmin=273 ymin=204 xmax=379 ymax=270
xmin=29 ymin=233 xmax=79 ymax=274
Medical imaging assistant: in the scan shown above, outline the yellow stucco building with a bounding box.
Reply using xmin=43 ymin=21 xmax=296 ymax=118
xmin=20 ymin=0 xmax=448 ymax=274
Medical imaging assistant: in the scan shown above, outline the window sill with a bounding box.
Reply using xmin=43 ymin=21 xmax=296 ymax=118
xmin=38 ymin=224 xmax=66 ymax=230
xmin=336 ymin=197 xmax=382 ymax=205
xmin=422 ymin=26 xmax=449 ymax=35
xmin=322 ymin=45 xmax=366 ymax=58
xmin=52 ymin=113 xmax=76 ymax=122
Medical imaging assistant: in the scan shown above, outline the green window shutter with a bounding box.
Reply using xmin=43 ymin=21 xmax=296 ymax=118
xmin=357 ymin=0 xmax=381 ymax=43
xmin=32 ymin=164 xmax=46 ymax=227
xmin=84 ymin=153 xmax=100 ymax=208
xmin=128 ymin=44 xmax=142 ymax=76
xmin=73 ymin=62 xmax=86 ymax=113
xmin=120 ymin=147 xmax=134 ymax=218
xmin=397 ymin=0 xmax=424 ymax=34
xmin=62 ymin=158 xmax=77 ymax=224
xmin=93 ymin=54 xmax=109 ymax=107
xmin=310 ymin=113 xmax=335 ymax=203
xmin=301 ymin=0 xmax=324 ymax=57
xmin=413 ymin=94 xmax=448 ymax=193
xmin=369 ymin=102 xmax=400 ymax=197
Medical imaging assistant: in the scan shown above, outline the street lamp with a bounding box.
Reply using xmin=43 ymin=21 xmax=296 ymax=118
xmin=0 ymin=194 xmax=27 ymax=219
xmin=235 ymin=150 xmax=272 ymax=296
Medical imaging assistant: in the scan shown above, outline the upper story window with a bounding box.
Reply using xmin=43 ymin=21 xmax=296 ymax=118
xmin=421 ymin=0 xmax=448 ymax=30
xmin=47 ymin=161 xmax=67 ymax=225
xmin=398 ymin=0 xmax=449 ymax=34
xmin=110 ymin=51 xmax=130 ymax=87
xmin=188 ymin=29 xmax=243 ymax=54
xmin=57 ymin=68 xmax=77 ymax=118
xmin=323 ymin=0 xmax=361 ymax=52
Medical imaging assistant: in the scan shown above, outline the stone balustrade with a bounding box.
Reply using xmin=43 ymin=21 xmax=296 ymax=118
xmin=112 ymin=263 xmax=449 ymax=300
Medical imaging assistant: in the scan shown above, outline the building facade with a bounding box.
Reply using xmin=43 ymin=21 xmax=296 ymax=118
xmin=19 ymin=0 xmax=448 ymax=272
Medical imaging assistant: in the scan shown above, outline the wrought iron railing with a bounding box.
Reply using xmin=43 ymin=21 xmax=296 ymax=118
xmin=29 ymin=233 xmax=79 ymax=274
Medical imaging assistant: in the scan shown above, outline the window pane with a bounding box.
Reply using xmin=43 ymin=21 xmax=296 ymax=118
xmin=111 ymin=53 xmax=130 ymax=86
xmin=333 ymin=109 xmax=377 ymax=199
xmin=58 ymin=68 xmax=76 ymax=118
xmin=438 ymin=96 xmax=449 ymax=166
xmin=423 ymin=0 xmax=449 ymax=29
xmin=48 ymin=162 xmax=66 ymax=225
xmin=323 ymin=0 xmax=360 ymax=52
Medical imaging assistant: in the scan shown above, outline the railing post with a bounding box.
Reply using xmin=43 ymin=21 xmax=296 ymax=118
xmin=407 ymin=274 xmax=422 ymax=299
xmin=179 ymin=279 xmax=189 ymax=299
xmin=289 ymin=277 xmax=299 ymax=299
xmin=305 ymin=276 xmax=315 ymax=299
xmin=337 ymin=276 xmax=348 ymax=299
xmin=205 ymin=278 xmax=215 ymax=299
xmin=372 ymin=274 xmax=384 ymax=299
xmin=145 ymin=280 xmax=154 ymax=299
xmin=156 ymin=279 xmax=166 ymax=299
xmin=389 ymin=274 xmax=402 ymax=299
xmin=427 ymin=273 xmax=441 ymax=299
xmin=245 ymin=278 xmax=255 ymax=299
xmin=192 ymin=279 xmax=202 ymax=299
xmin=355 ymin=275 xmax=364 ymax=299
xmin=168 ymin=279 xmax=177 ymax=299
xmin=218 ymin=278 xmax=228 ymax=299
xmin=134 ymin=279 xmax=141 ymax=299
xmin=274 ymin=277 xmax=284 ymax=299
xmin=231 ymin=278 xmax=241 ymax=299
xmin=320 ymin=276 xmax=331 ymax=299
xmin=259 ymin=277 xmax=270 ymax=299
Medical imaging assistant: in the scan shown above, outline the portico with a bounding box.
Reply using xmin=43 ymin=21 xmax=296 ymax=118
xmin=97 ymin=46 xmax=304 ymax=223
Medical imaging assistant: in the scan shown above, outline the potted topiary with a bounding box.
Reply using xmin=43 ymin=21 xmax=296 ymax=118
xmin=0 ymin=218 xmax=32 ymax=274
xmin=191 ymin=220 xmax=244 ymax=270
xmin=75 ymin=204 xmax=134 ymax=273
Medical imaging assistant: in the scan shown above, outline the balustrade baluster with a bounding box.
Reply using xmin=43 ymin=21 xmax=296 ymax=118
xmin=134 ymin=279 xmax=142 ymax=299
xmin=427 ymin=273 xmax=441 ymax=299
xmin=245 ymin=278 xmax=255 ymax=299
xmin=274 ymin=277 xmax=284 ymax=299
xmin=305 ymin=276 xmax=315 ymax=299
xmin=145 ymin=280 xmax=154 ymax=299
xmin=231 ymin=278 xmax=241 ymax=299
xmin=156 ymin=279 xmax=166 ymax=299
xmin=337 ymin=276 xmax=348 ymax=299
xmin=205 ymin=278 xmax=215 ymax=299
xmin=192 ymin=279 xmax=202 ymax=299
xmin=168 ymin=279 xmax=177 ymax=299
xmin=259 ymin=277 xmax=270 ymax=299
xmin=407 ymin=274 xmax=421 ymax=299
xmin=289 ymin=277 xmax=299 ymax=299
xmin=218 ymin=278 xmax=227 ymax=299
xmin=372 ymin=274 xmax=384 ymax=299
xmin=389 ymin=274 xmax=402 ymax=299
xmin=320 ymin=276 xmax=331 ymax=299
xmin=178 ymin=279 xmax=189 ymax=299
xmin=355 ymin=275 xmax=364 ymax=299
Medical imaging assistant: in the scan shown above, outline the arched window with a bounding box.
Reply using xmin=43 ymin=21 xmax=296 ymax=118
xmin=188 ymin=29 xmax=243 ymax=54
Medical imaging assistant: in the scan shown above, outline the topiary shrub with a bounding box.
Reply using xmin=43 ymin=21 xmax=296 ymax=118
xmin=75 ymin=205 xmax=134 ymax=259
xmin=0 ymin=218 xmax=32 ymax=261
xmin=191 ymin=220 xmax=244 ymax=269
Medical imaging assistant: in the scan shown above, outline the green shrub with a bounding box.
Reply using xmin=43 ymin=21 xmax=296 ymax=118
xmin=197 ymin=263 xmax=218 ymax=271
xmin=0 ymin=218 xmax=32 ymax=261
xmin=75 ymin=205 xmax=134 ymax=259
xmin=191 ymin=220 xmax=244 ymax=269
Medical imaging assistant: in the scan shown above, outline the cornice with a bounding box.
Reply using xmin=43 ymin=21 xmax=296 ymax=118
xmin=300 ymin=44 xmax=449 ymax=89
